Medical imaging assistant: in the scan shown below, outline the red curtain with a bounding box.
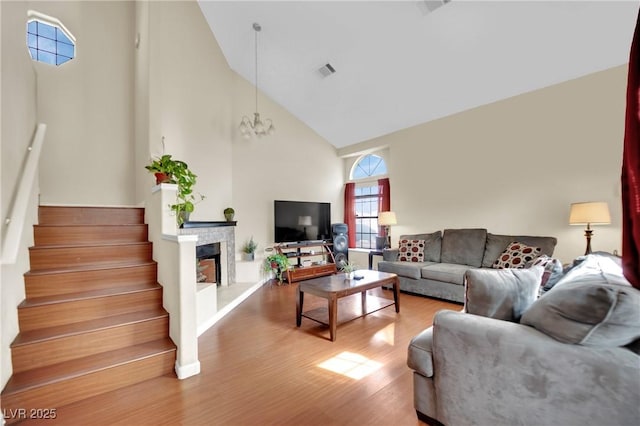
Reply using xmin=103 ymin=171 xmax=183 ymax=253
xmin=344 ymin=182 xmax=356 ymax=247
xmin=378 ymin=178 xmax=391 ymax=235
xmin=622 ymin=10 xmax=640 ymax=289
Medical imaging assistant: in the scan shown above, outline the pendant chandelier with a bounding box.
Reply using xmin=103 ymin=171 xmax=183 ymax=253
xmin=239 ymin=22 xmax=275 ymax=139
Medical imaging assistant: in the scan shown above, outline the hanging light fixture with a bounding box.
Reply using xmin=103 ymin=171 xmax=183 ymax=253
xmin=239 ymin=22 xmax=275 ymax=139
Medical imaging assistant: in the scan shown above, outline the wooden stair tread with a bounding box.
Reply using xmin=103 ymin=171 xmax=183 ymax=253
xmin=12 ymin=308 xmax=168 ymax=347
xmin=2 ymin=339 xmax=176 ymax=395
xmin=19 ymin=283 xmax=161 ymax=308
xmin=29 ymin=241 xmax=151 ymax=250
xmin=24 ymin=260 xmax=156 ymax=276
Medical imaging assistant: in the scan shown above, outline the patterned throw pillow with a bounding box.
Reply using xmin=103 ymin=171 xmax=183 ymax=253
xmin=398 ymin=239 xmax=425 ymax=262
xmin=492 ymin=242 xmax=541 ymax=269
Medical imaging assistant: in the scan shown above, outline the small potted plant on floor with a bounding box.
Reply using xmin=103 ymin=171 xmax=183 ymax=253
xmin=242 ymin=237 xmax=258 ymax=261
xmin=264 ymin=253 xmax=290 ymax=284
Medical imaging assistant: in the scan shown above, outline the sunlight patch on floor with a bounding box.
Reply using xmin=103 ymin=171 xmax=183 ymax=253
xmin=372 ymin=323 xmax=395 ymax=346
xmin=317 ymin=351 xmax=383 ymax=380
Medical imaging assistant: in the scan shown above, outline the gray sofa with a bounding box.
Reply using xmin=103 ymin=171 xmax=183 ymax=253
xmin=407 ymin=253 xmax=640 ymax=426
xmin=377 ymin=228 xmax=557 ymax=303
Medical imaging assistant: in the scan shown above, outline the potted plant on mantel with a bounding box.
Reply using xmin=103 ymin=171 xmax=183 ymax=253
xmin=145 ymin=154 xmax=205 ymax=226
xmin=223 ymin=207 xmax=235 ymax=222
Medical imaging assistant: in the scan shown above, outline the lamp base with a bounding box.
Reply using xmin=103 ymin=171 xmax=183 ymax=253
xmin=584 ymin=228 xmax=593 ymax=255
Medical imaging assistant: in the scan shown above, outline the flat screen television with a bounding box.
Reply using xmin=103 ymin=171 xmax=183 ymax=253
xmin=274 ymin=200 xmax=331 ymax=243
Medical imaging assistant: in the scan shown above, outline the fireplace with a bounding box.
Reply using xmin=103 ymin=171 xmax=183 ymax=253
xmin=196 ymin=243 xmax=221 ymax=285
xmin=180 ymin=221 xmax=236 ymax=286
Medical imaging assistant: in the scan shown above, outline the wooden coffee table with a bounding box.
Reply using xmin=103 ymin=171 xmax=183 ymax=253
xmin=296 ymin=270 xmax=399 ymax=341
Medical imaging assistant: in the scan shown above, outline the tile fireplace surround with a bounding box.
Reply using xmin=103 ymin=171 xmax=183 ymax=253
xmin=180 ymin=221 xmax=236 ymax=286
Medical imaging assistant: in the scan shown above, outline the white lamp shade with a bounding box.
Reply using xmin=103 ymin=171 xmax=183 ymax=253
xmin=569 ymin=202 xmax=611 ymax=225
xmin=378 ymin=211 xmax=397 ymax=226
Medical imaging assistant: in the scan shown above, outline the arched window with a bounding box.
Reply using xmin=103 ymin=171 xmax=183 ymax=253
xmin=346 ymin=154 xmax=390 ymax=249
xmin=27 ymin=13 xmax=75 ymax=66
xmin=351 ymin=154 xmax=387 ymax=180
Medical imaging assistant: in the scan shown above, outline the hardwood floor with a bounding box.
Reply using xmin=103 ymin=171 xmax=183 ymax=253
xmin=19 ymin=283 xmax=459 ymax=425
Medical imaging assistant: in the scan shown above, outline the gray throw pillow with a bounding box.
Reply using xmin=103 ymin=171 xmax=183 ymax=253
xmin=464 ymin=266 xmax=543 ymax=322
xmin=521 ymin=269 xmax=640 ymax=346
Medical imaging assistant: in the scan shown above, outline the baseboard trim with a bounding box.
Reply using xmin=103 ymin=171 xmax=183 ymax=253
xmin=175 ymin=360 xmax=201 ymax=380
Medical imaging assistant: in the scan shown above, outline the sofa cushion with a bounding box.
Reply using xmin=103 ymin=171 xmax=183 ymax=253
xmin=398 ymin=231 xmax=441 ymax=262
xmin=398 ymin=239 xmax=425 ymax=262
xmin=482 ymin=233 xmax=558 ymax=268
xmin=421 ymin=263 xmax=477 ymax=286
xmin=521 ymin=254 xmax=640 ymax=346
xmin=464 ymin=267 xmax=543 ymax=322
xmin=440 ymin=229 xmax=487 ymax=268
xmin=378 ymin=260 xmax=436 ymax=280
xmin=407 ymin=326 xmax=434 ymax=378
xmin=492 ymin=242 xmax=541 ymax=269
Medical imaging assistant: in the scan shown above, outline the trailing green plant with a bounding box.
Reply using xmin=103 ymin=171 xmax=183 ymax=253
xmin=223 ymin=207 xmax=235 ymax=215
xmin=263 ymin=253 xmax=290 ymax=283
xmin=242 ymin=236 xmax=258 ymax=254
xmin=145 ymin=154 xmax=204 ymax=226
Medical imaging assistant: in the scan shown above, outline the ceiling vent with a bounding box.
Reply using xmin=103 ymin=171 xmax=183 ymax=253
xmin=318 ymin=63 xmax=336 ymax=78
xmin=417 ymin=0 xmax=451 ymax=15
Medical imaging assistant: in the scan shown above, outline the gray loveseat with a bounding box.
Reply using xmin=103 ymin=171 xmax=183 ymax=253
xmin=407 ymin=253 xmax=640 ymax=426
xmin=377 ymin=228 xmax=557 ymax=303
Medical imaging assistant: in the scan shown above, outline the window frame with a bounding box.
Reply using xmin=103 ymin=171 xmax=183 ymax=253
xmin=26 ymin=11 xmax=76 ymax=67
xmin=348 ymin=153 xmax=389 ymax=249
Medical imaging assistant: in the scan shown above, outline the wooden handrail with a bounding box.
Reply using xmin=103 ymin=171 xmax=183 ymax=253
xmin=1 ymin=123 xmax=47 ymax=265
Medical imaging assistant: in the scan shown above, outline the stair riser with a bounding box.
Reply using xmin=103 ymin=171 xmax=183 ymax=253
xmin=11 ymin=317 xmax=169 ymax=373
xmin=1 ymin=351 xmax=175 ymax=420
xmin=38 ymin=206 xmax=144 ymax=225
xmin=18 ymin=289 xmax=163 ymax=331
xmin=29 ymin=244 xmax=152 ymax=270
xmin=34 ymin=225 xmax=149 ymax=246
xmin=24 ymin=264 xmax=158 ymax=298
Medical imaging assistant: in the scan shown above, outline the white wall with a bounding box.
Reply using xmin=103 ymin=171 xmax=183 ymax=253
xmin=1 ymin=0 xmax=38 ymax=390
xmin=231 ymin=73 xmax=343 ymax=256
xmin=339 ymin=66 xmax=627 ymax=263
xmin=144 ymin=0 xmax=234 ymax=219
xmin=31 ymin=1 xmax=136 ymax=206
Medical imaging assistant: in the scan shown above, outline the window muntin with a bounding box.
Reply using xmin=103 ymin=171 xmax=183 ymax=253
xmin=27 ymin=19 xmax=75 ymax=66
xmin=355 ymin=184 xmax=379 ymax=249
xmin=352 ymin=154 xmax=387 ymax=180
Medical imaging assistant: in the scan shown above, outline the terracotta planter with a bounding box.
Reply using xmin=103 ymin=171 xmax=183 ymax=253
xmin=154 ymin=172 xmax=171 ymax=184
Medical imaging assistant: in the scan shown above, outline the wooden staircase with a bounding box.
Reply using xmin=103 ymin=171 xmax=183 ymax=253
xmin=1 ymin=206 xmax=176 ymax=419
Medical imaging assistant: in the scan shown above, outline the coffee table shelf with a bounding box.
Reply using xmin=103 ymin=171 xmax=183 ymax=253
xmin=301 ymin=294 xmax=396 ymax=326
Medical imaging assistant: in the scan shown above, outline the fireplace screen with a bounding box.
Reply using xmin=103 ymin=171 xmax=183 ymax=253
xmin=196 ymin=243 xmax=221 ymax=285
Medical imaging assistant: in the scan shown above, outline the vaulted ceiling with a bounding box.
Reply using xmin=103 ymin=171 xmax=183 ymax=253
xmin=199 ymin=1 xmax=638 ymax=148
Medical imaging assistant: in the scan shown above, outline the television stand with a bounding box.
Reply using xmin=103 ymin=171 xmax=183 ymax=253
xmin=276 ymin=242 xmax=337 ymax=282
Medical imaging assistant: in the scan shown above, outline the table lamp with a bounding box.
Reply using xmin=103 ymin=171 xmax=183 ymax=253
xmin=569 ymin=201 xmax=611 ymax=255
xmin=378 ymin=211 xmax=397 ymax=249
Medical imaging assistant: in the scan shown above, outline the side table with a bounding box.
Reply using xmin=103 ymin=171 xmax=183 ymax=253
xmin=368 ymin=250 xmax=384 ymax=269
